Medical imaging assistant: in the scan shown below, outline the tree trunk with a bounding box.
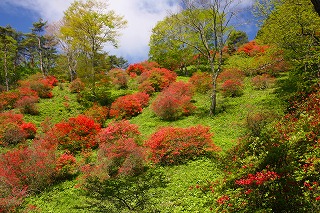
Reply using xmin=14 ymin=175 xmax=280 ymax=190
xmin=37 ymin=37 xmax=45 ymax=77
xmin=4 ymin=46 xmax=9 ymax=91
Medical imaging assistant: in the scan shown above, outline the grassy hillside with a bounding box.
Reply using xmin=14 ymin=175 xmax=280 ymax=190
xmin=19 ymin=75 xmax=284 ymax=212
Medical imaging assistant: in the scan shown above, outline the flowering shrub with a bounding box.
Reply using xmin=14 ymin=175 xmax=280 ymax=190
xmin=126 ymin=63 xmax=147 ymax=78
xmin=235 ymin=170 xmax=280 ymax=186
xmin=107 ymin=68 xmax=129 ymax=89
xmin=202 ymin=90 xmax=320 ymax=212
xmin=0 ymin=112 xmax=37 ymax=146
xmin=84 ymin=104 xmax=109 ymax=126
xmin=138 ymin=68 xmax=177 ymax=93
xmin=20 ymin=122 xmax=37 ymax=139
xmin=145 ymin=125 xmax=220 ymax=165
xmin=96 ymin=138 xmax=146 ymax=177
xmin=83 ymin=120 xmax=145 ymax=179
xmin=0 ymin=91 xmax=19 ymax=111
xmin=126 ymin=61 xmax=159 ymax=78
xmin=51 ymin=115 xmax=101 ymax=153
xmin=14 ymin=95 xmax=39 ymax=115
xmin=217 ymin=68 xmax=245 ymax=83
xmin=2 ymin=123 xmax=26 ymax=146
xmin=151 ymin=82 xmax=196 ymax=120
xmin=109 ymin=93 xmax=150 ymax=119
xmin=0 ymin=143 xmax=56 ymax=211
xmin=97 ymin=120 xmax=141 ymax=144
xmin=18 ymin=74 xmax=57 ymax=99
xmin=237 ymin=40 xmax=269 ymax=56
xmin=56 ymin=152 xmax=78 ymax=179
xmin=189 ymin=72 xmax=212 ymax=94
xmin=69 ymin=78 xmax=85 ymax=93
xmin=251 ymin=74 xmax=275 ymax=90
xmin=220 ymin=79 xmax=244 ymax=97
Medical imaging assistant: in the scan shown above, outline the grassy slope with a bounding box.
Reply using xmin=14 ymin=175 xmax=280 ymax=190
xmin=21 ymin=78 xmax=284 ymax=212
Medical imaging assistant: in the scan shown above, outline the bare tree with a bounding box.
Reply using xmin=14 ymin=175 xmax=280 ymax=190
xmin=166 ymin=0 xmax=241 ymax=115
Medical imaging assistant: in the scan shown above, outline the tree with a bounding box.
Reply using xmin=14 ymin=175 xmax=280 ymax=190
xmin=0 ymin=26 xmax=18 ymax=91
xmin=60 ymin=0 xmax=127 ymax=86
xmin=158 ymin=0 xmax=241 ymax=115
xmin=149 ymin=16 xmax=195 ymax=73
xmin=226 ymin=30 xmax=248 ymax=53
xmin=256 ymin=0 xmax=320 ymax=96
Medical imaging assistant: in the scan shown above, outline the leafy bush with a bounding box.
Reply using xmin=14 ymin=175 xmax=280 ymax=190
xmin=138 ymin=68 xmax=177 ymax=93
xmin=126 ymin=63 xmax=147 ymax=78
xmin=207 ymin=90 xmax=320 ymax=212
xmin=56 ymin=152 xmax=78 ymax=179
xmin=251 ymin=74 xmax=275 ymax=90
xmin=69 ymin=78 xmax=85 ymax=93
xmin=237 ymin=40 xmax=269 ymax=56
xmin=0 ymin=91 xmax=19 ymax=111
xmin=0 ymin=142 xmax=56 ymax=212
xmin=126 ymin=61 xmax=159 ymax=78
xmin=217 ymin=68 xmax=245 ymax=82
xmin=152 ymin=82 xmax=196 ymax=120
xmin=220 ymin=79 xmax=244 ymax=97
xmin=2 ymin=123 xmax=27 ymax=146
xmin=14 ymin=95 xmax=39 ymax=115
xmin=145 ymin=125 xmax=220 ymax=165
xmin=0 ymin=112 xmax=37 ymax=146
xmin=107 ymin=68 xmax=129 ymax=89
xmin=84 ymin=103 xmax=109 ymax=126
xmin=109 ymin=92 xmax=150 ymax=119
xmin=51 ymin=115 xmax=101 ymax=153
xmin=18 ymin=74 xmax=57 ymax=99
xmin=97 ymin=120 xmax=141 ymax=145
xmin=189 ymin=72 xmax=213 ymax=94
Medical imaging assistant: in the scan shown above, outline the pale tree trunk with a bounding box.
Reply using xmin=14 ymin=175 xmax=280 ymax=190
xmin=4 ymin=46 xmax=9 ymax=91
xmin=37 ymin=37 xmax=45 ymax=77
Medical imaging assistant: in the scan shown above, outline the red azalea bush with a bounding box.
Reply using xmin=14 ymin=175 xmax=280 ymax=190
xmin=189 ymin=72 xmax=213 ymax=94
xmin=56 ymin=152 xmax=78 ymax=179
xmin=126 ymin=61 xmax=160 ymax=78
xmin=138 ymin=68 xmax=177 ymax=93
xmin=69 ymin=78 xmax=85 ymax=93
xmin=220 ymin=79 xmax=244 ymax=97
xmin=217 ymin=68 xmax=246 ymax=83
xmin=152 ymin=82 xmax=196 ymax=120
xmin=0 ymin=112 xmax=37 ymax=146
xmin=96 ymin=120 xmax=141 ymax=144
xmin=84 ymin=103 xmax=109 ymax=126
xmin=251 ymin=74 xmax=276 ymax=90
xmin=237 ymin=40 xmax=269 ymax=56
xmin=85 ymin=120 xmax=144 ymax=179
xmin=145 ymin=125 xmax=220 ymax=165
xmin=109 ymin=92 xmax=150 ymax=119
xmin=126 ymin=63 xmax=147 ymax=78
xmin=96 ymin=138 xmax=146 ymax=177
xmin=0 ymin=91 xmax=19 ymax=111
xmin=107 ymin=68 xmax=129 ymax=89
xmin=14 ymin=95 xmax=39 ymax=115
xmin=0 ymin=142 xmax=56 ymax=212
xmin=18 ymin=74 xmax=58 ymax=99
xmin=50 ymin=115 xmax=101 ymax=153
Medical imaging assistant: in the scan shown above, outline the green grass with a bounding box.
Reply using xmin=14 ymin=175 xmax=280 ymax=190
xmin=23 ymin=83 xmax=85 ymax=127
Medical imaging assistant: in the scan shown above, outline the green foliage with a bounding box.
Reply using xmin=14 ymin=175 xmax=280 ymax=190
xmin=84 ymin=168 xmax=166 ymax=212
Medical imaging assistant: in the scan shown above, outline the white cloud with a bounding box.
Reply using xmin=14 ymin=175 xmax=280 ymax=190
xmin=0 ymin=0 xmax=180 ymax=63
xmin=0 ymin=0 xmax=254 ymax=63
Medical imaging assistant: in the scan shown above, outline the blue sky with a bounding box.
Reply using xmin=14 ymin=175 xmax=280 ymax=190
xmin=0 ymin=0 xmax=258 ymax=64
